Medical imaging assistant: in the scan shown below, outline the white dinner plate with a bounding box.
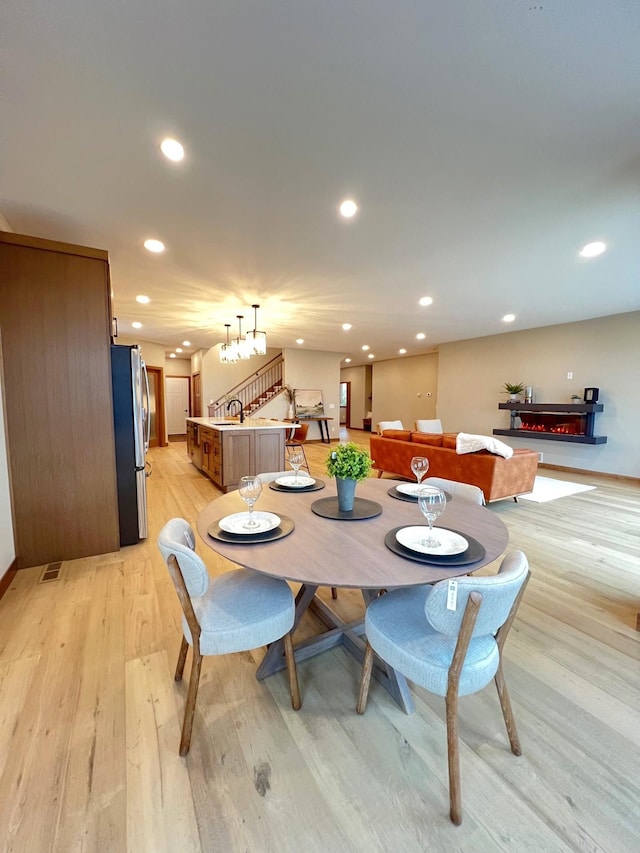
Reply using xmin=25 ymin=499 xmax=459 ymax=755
xmin=396 ymin=482 xmax=430 ymax=497
xmin=275 ymin=475 xmax=316 ymax=488
xmin=395 ymin=526 xmax=468 ymax=556
xmin=218 ymin=511 xmax=281 ymax=535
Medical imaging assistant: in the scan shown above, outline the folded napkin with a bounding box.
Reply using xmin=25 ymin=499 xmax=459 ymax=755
xmin=456 ymin=433 xmax=514 ymax=458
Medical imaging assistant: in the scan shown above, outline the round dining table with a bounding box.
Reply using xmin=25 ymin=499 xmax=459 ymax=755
xmin=197 ymin=477 xmax=509 ymax=713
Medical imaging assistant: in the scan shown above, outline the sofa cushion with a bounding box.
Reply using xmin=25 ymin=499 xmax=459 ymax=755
xmin=456 ymin=433 xmax=514 ymax=459
xmin=442 ymin=433 xmax=458 ymax=449
xmin=415 ymin=418 xmax=443 ymax=434
xmin=411 ymin=432 xmax=444 ymax=447
xmin=382 ymin=429 xmax=412 ymax=441
xmin=377 ymin=420 xmax=404 ymax=434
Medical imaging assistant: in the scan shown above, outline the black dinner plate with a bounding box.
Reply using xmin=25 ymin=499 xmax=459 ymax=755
xmin=208 ymin=515 xmax=295 ymax=544
xmin=387 ymin=484 xmax=452 ymax=503
xmin=269 ymin=478 xmax=326 ymax=493
xmin=384 ymin=526 xmax=485 ymax=566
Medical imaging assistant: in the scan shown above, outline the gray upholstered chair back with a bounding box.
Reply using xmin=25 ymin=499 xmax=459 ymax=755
xmin=423 ymin=476 xmax=485 ymax=505
xmin=157 ymin=517 xmax=209 ymax=598
xmin=424 ymin=551 xmax=528 ymax=637
xmin=256 ymin=470 xmax=294 ymax=483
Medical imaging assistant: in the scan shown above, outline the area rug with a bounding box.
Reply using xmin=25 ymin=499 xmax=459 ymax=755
xmin=519 ymin=476 xmax=596 ymax=503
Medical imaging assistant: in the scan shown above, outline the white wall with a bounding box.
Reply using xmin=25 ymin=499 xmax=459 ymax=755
xmin=437 ymin=311 xmax=640 ymax=477
xmin=165 ymin=357 xmax=191 ymax=374
xmin=283 ymin=348 xmax=343 ymax=440
xmin=0 ymin=341 xmax=16 ymax=578
xmin=371 ymin=352 xmax=439 ymax=431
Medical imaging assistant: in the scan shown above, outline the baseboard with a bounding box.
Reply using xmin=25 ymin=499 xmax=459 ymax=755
xmin=539 ymin=462 xmax=640 ymax=484
xmin=0 ymin=558 xmax=18 ymax=601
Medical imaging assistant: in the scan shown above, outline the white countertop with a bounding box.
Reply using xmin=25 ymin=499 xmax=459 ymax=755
xmin=187 ymin=417 xmax=290 ymax=431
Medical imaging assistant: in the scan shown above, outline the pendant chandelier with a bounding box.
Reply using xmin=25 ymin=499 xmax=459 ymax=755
xmin=246 ymin=304 xmax=267 ymax=356
xmin=220 ymin=304 xmax=268 ymax=363
xmin=220 ymin=323 xmax=237 ymax=364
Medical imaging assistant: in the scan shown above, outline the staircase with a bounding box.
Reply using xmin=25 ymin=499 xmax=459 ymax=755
xmin=207 ymin=354 xmax=285 ymax=419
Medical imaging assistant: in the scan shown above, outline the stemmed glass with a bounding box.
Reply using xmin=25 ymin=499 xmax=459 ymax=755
xmin=417 ymin=486 xmax=446 ymax=548
xmin=410 ymin=456 xmax=429 ymax=487
xmin=238 ymin=475 xmax=263 ymax=529
xmin=288 ymin=448 xmax=305 ymax=484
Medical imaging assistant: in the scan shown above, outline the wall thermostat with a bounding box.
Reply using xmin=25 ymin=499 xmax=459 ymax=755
xmin=584 ymin=387 xmax=599 ymax=403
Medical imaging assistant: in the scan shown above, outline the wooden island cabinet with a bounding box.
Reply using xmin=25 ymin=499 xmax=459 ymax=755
xmin=187 ymin=418 xmax=288 ymax=491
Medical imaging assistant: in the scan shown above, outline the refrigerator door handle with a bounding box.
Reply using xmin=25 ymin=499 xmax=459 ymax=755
xmin=142 ymin=360 xmax=151 ymax=453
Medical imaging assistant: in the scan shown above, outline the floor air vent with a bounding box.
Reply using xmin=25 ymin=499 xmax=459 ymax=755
xmin=39 ymin=562 xmax=62 ymax=583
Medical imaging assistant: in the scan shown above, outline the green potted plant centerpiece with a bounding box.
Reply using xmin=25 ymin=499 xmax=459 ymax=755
xmin=326 ymin=442 xmax=373 ymax=511
xmin=502 ymin=382 xmax=525 ymax=403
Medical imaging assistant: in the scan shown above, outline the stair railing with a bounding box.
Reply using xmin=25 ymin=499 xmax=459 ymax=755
xmin=208 ymin=354 xmax=284 ymax=419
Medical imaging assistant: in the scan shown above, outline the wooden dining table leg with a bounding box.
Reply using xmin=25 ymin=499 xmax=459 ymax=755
xmin=256 ymin=583 xmax=318 ymax=680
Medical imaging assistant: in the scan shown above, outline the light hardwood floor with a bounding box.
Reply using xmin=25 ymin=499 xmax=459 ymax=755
xmin=1 ymin=431 xmax=639 ymax=852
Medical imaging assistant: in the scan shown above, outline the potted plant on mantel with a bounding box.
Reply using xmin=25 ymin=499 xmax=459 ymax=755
xmin=502 ymin=382 xmax=525 ymax=403
xmin=326 ymin=443 xmax=373 ymax=511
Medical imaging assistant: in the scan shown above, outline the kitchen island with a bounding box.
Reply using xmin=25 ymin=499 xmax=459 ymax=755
xmin=186 ymin=417 xmax=290 ymax=492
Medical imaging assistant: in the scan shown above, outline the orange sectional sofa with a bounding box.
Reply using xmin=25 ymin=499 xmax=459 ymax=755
xmin=369 ymin=430 xmax=539 ymax=503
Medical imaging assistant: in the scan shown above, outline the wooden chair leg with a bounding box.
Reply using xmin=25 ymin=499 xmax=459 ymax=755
xmin=179 ymin=648 xmax=203 ymax=756
xmin=494 ymin=662 xmax=521 ymax=755
xmin=356 ymin=641 xmax=374 ymax=714
xmin=283 ymin=632 xmax=302 ymax=711
xmin=445 ymin=692 xmax=462 ymax=825
xmin=331 ymin=587 xmax=338 ymax=599
xmin=175 ymin=635 xmax=189 ymax=681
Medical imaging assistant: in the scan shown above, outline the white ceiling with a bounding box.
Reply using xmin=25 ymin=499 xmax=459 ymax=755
xmin=2 ymin=2 xmax=639 ymax=366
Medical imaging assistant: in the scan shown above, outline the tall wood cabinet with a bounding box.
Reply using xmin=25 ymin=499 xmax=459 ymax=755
xmin=0 ymin=232 xmax=120 ymax=569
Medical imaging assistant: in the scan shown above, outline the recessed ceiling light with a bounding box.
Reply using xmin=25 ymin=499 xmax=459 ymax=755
xmin=367 ymin=353 xmax=375 ymax=359
xmin=502 ymin=313 xmax=516 ymax=323
xmin=361 ymin=345 xmax=370 ymax=351
xmin=296 ymin=338 xmax=304 ymax=345
xmin=579 ymin=241 xmax=606 ymax=258
xmin=182 ymin=340 xmax=191 ymax=346
xmin=176 ymin=348 xmax=182 ymax=353
xmin=418 ymin=296 xmax=433 ymax=307
xmin=169 ymin=353 xmax=176 ymax=358
xmin=160 ymin=138 xmax=184 ymax=162
xmin=132 ymin=321 xmax=142 ymax=329
xmin=342 ymin=323 xmax=352 ymax=330
xmin=344 ymin=357 xmax=352 ymax=363
xmin=143 ymin=239 xmax=165 ymax=253
xmin=398 ymin=348 xmax=407 ymax=354
xmin=416 ymin=333 xmax=426 ymax=340
xmin=136 ymin=294 xmax=150 ymax=304
xmin=339 ymin=199 xmax=358 ymax=218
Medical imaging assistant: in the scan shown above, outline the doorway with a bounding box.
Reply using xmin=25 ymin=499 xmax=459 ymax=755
xmin=165 ymin=375 xmax=191 ymax=438
xmin=340 ymin=381 xmax=351 ymax=427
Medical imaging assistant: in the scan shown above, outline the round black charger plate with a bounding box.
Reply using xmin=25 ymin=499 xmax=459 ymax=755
xmin=384 ymin=526 xmax=485 ymax=566
xmin=387 ymin=485 xmax=452 ymax=504
xmin=208 ymin=515 xmax=295 ymax=544
xmin=269 ymin=478 xmax=326 ymax=493
xmin=311 ymin=496 xmax=382 ymax=520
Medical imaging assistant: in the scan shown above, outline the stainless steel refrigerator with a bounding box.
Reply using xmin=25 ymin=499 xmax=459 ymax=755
xmin=111 ymin=344 xmax=150 ymax=545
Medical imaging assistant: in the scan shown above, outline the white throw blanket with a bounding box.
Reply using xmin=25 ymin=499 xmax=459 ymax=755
xmin=456 ymin=433 xmax=514 ymax=458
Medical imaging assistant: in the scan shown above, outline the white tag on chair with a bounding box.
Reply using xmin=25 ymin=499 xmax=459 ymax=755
xmin=184 ymin=529 xmax=195 ymax=550
xmin=446 ymin=580 xmax=458 ymax=611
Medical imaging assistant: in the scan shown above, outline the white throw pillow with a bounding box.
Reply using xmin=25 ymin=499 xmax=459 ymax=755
xmin=456 ymin=433 xmax=514 ymax=458
xmin=377 ymin=420 xmax=404 ymax=434
xmin=415 ymin=419 xmax=443 ymax=434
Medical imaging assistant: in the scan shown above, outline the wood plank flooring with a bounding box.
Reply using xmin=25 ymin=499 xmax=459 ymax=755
xmin=0 ymin=431 xmax=638 ymax=852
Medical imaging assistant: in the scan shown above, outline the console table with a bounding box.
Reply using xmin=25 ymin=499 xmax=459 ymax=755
xmin=298 ymin=416 xmax=333 ymax=443
xmin=493 ymin=402 xmax=607 ymax=445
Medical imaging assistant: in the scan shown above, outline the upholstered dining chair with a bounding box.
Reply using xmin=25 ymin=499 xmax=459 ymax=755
xmin=357 ymin=551 xmax=530 ymax=825
xmin=285 ymin=421 xmax=310 ymax=472
xmin=422 ymin=476 xmax=485 ymax=506
xmin=157 ymin=518 xmax=301 ymax=756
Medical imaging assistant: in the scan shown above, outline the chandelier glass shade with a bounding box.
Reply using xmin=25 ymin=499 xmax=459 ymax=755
xmin=234 ymin=315 xmax=252 ymax=360
xmin=220 ymin=323 xmax=238 ymax=364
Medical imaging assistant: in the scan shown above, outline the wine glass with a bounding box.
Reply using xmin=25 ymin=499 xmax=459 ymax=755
xmin=288 ymin=448 xmax=305 ymax=484
xmin=410 ymin=456 xmax=429 ymax=486
xmin=238 ymin=475 xmax=263 ymax=529
xmin=417 ymin=486 xmax=446 ymax=548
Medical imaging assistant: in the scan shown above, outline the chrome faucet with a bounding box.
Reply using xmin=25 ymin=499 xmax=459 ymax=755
xmin=226 ymin=398 xmax=245 ymax=423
